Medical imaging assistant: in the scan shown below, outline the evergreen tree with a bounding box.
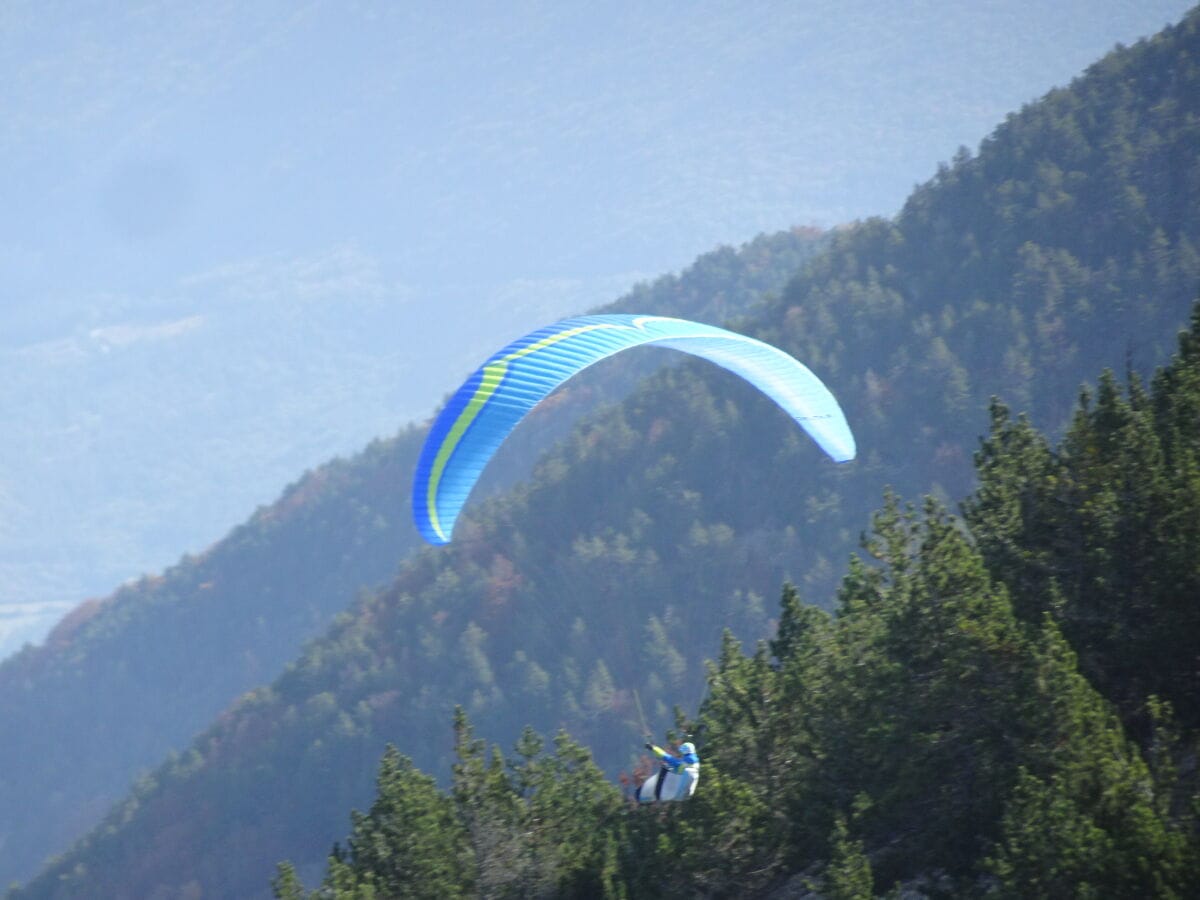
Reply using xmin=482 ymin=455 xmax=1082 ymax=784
xmin=451 ymin=707 xmax=524 ymax=897
xmin=820 ymin=816 xmax=874 ymax=900
xmin=983 ymin=618 xmax=1193 ymax=899
xmin=318 ymin=744 xmax=472 ymax=899
xmin=271 ymin=863 xmax=306 ymax=900
xmin=510 ymin=729 xmax=626 ymax=898
xmin=961 ymin=399 xmax=1060 ymax=622
xmin=965 ymin=305 xmax=1200 ymax=731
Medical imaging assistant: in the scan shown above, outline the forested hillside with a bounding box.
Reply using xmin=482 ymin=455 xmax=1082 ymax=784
xmin=11 ymin=8 xmax=1200 ymax=898
xmin=275 ymin=306 xmax=1200 ymax=897
xmin=0 ymin=228 xmax=828 ymax=889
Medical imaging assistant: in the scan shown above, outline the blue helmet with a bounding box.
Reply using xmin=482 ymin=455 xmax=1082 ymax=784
xmin=679 ymin=741 xmax=696 ymax=757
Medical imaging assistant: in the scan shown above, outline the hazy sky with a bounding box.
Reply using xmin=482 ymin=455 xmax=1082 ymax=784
xmin=4 ymin=2 xmax=1193 ymax=306
xmin=1 ymin=1 xmax=1194 ymax=655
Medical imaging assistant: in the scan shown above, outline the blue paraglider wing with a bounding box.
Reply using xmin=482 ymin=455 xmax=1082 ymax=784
xmin=413 ymin=314 xmax=855 ymax=544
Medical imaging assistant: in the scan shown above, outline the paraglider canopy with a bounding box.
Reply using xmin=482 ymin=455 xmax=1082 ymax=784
xmin=413 ymin=314 xmax=856 ymax=545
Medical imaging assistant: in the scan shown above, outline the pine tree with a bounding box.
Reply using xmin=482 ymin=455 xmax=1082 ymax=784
xmin=820 ymin=816 xmax=874 ymax=900
xmin=510 ymin=730 xmax=626 ymax=898
xmin=319 ymin=744 xmax=472 ymax=899
xmin=271 ymin=862 xmax=307 ymax=900
xmin=451 ymin=707 xmax=523 ymax=897
xmin=984 ymin=618 xmax=1192 ymax=898
xmin=961 ymin=398 xmax=1060 ymax=622
xmin=965 ymin=306 xmax=1200 ymax=731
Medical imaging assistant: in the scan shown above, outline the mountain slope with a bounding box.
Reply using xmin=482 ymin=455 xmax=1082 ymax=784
xmin=0 ymin=228 xmax=827 ymax=888
xmin=19 ymin=0 xmax=1183 ymax=644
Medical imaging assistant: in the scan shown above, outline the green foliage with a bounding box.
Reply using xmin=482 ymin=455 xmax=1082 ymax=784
xmin=292 ymin=414 xmax=1198 ymax=896
xmin=617 ymin=486 xmax=1195 ymax=897
xmin=271 ymin=862 xmax=307 ymax=900
xmin=820 ymin=816 xmax=874 ymax=900
xmin=966 ymin=305 xmax=1200 ymax=732
xmin=279 ymin=713 xmax=630 ymax=898
xmin=317 ymin=745 xmax=472 ymax=898
xmin=454 ymin=708 xmax=628 ymax=898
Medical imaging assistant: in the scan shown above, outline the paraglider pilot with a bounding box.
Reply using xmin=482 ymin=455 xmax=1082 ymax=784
xmin=636 ymin=741 xmax=700 ymax=802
